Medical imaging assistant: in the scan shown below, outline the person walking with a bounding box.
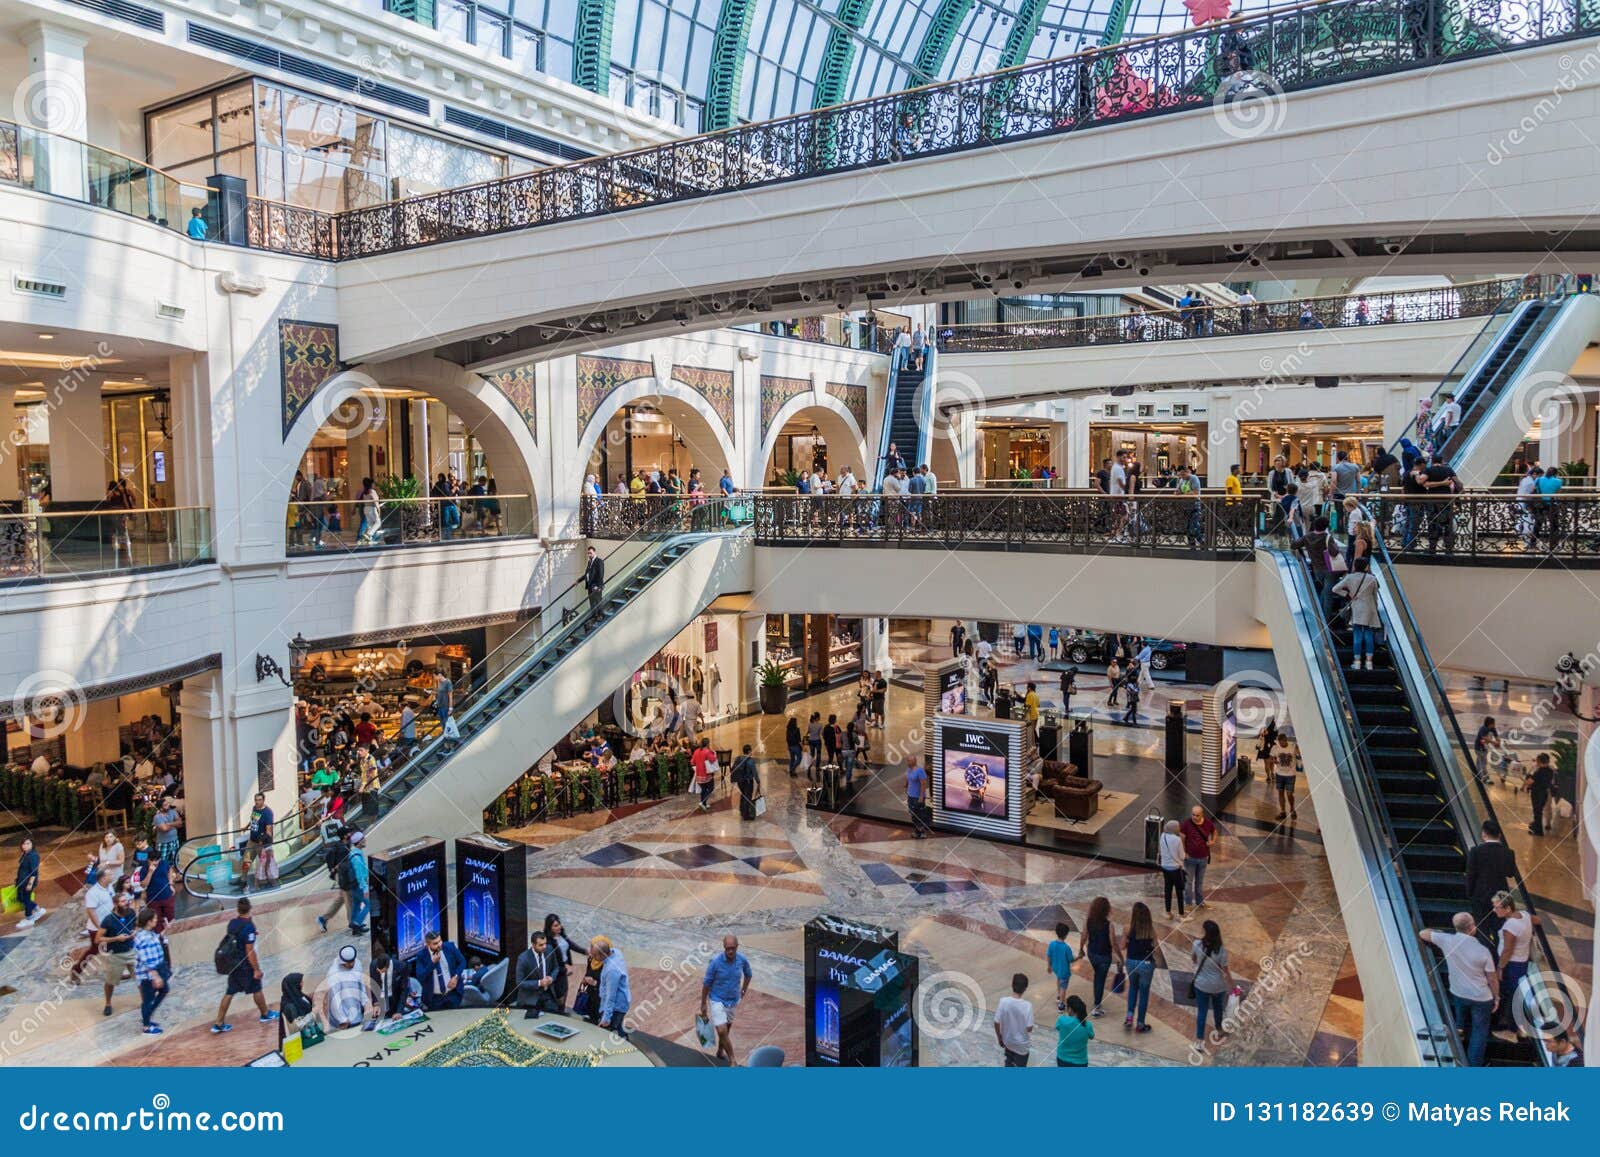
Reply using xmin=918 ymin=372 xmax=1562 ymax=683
xmin=1122 ymin=902 xmax=1158 ymax=1033
xmin=1105 ymin=658 xmax=1122 ymax=707
xmin=906 ymin=756 xmax=930 ymax=838
xmin=1046 ymin=922 xmax=1075 ymax=1011
xmin=805 ymin=712 xmax=823 ymax=777
xmin=1158 ymin=820 xmax=1187 ymax=917
xmin=730 ymin=745 xmax=760 ymax=820
xmin=584 ymin=546 xmax=605 ymax=615
xmin=1190 ymin=919 xmax=1233 ymax=1054
xmin=70 ymin=868 xmax=116 ymax=983
xmin=993 ymin=973 xmax=1035 ymax=1066
xmin=1078 ymin=897 xmax=1123 ymax=1018
xmin=211 ymin=898 xmax=278 ymax=1033
xmin=13 ymin=836 xmax=44 ymax=928
xmin=1055 ymin=995 xmax=1094 ymax=1066
xmin=96 ymin=890 xmax=139 ymax=1017
xmin=131 ymin=907 xmax=170 ymax=1034
xmin=594 ymin=936 xmax=632 ymax=1038
xmin=785 ymin=715 xmax=803 ymax=778
xmin=690 ymin=738 xmax=718 ymax=811
xmin=700 ymin=936 xmax=753 ymax=1064
xmin=1271 ymin=732 xmax=1300 ymax=821
xmin=1527 ymin=753 xmax=1555 ymax=836
xmin=1420 ymin=914 xmax=1498 ymax=1066
xmin=1180 ymin=805 xmax=1217 ymax=908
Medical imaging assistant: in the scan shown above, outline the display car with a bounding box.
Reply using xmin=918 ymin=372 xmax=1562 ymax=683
xmin=1061 ymin=632 xmax=1187 ymax=670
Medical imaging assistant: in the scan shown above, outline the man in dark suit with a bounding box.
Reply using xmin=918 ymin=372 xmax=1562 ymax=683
xmin=1464 ymin=819 xmax=1519 ymax=953
xmin=584 ymin=547 xmax=605 ymax=615
xmin=412 ymin=931 xmax=466 ymax=1010
xmin=515 ymin=931 xmax=564 ymax=1018
xmin=370 ymin=951 xmax=408 ymax=1019
xmin=1527 ymin=753 xmax=1555 ymax=836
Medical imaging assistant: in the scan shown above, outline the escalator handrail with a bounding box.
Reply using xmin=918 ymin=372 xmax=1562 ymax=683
xmin=1264 ymin=545 xmax=1464 ymax=1065
xmin=177 ymin=500 xmax=737 ymax=891
xmin=1381 ymin=277 xmax=1551 ymax=464
xmin=914 ymin=344 xmax=937 ymax=474
xmin=1368 ymin=532 xmax=1567 ymax=1064
xmin=874 ymin=344 xmax=906 ymax=491
xmin=1445 ymin=289 xmax=1581 ymax=469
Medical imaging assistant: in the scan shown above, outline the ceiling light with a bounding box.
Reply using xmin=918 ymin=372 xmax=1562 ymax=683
xmin=36 ymin=333 xmax=55 ymax=340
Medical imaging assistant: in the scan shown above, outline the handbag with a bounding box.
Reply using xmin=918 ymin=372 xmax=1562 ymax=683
xmin=298 ymin=1018 xmax=326 ymax=1049
xmin=1111 ymin=966 xmax=1126 ymax=995
xmin=1326 ymin=547 xmax=1348 ymax=573
xmin=572 ymin=986 xmax=594 ymax=1018
xmin=1188 ymin=944 xmax=1212 ymax=1001
xmin=255 ymin=847 xmax=279 ymax=883
xmin=753 ymin=795 xmax=768 ymax=818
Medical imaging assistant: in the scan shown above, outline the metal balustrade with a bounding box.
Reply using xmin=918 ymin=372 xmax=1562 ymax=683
xmin=0 ymin=506 xmax=214 ymax=583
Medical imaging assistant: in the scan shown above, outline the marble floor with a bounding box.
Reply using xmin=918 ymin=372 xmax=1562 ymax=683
xmin=7 ymin=665 xmax=1585 ymax=1069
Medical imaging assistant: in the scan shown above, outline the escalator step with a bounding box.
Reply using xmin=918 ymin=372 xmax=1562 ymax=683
xmin=1373 ymin=769 xmax=1441 ymax=793
xmin=1383 ymin=792 xmax=1450 ymax=819
xmin=1368 ymin=747 xmax=1432 ymax=769
xmin=1390 ymin=817 xmax=1460 ymax=845
xmin=1403 ymin=846 xmax=1468 ymax=873
xmin=1363 ymin=727 xmax=1424 ymax=747
xmin=1407 ymin=869 xmax=1469 ymax=897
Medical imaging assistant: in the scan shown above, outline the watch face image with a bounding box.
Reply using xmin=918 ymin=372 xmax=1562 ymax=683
xmin=942 ymin=749 xmax=1007 ymax=816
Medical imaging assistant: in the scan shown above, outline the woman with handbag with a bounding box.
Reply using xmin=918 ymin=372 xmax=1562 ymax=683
xmin=1332 ymin=557 xmax=1382 ymax=671
xmin=543 ymin=913 xmax=585 ymax=1012
xmin=1190 ymin=920 xmax=1233 ymax=1054
xmin=1077 ymin=896 xmax=1124 ymax=1018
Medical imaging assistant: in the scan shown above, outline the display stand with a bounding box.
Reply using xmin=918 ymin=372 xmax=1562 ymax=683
xmin=1201 ymin=678 xmax=1247 ymax=810
xmin=926 ymin=713 xmax=1037 ymax=842
xmin=370 ymin=836 xmax=450 ymax=970
xmin=454 ymin=835 xmax=528 ymax=971
xmin=803 ymin=915 xmax=918 ymax=1067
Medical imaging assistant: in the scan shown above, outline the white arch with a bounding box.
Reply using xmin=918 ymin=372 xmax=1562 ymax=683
xmin=279 ymin=355 xmax=542 ymax=529
xmin=576 ymin=375 xmax=738 ymax=477
xmin=755 ymin=391 xmax=869 ymax=481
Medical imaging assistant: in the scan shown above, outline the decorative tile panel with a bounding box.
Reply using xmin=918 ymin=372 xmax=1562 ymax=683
xmin=575 ymin=355 xmax=654 ymax=437
xmin=827 ymin=381 xmax=869 ymax=435
xmin=759 ymin=374 xmax=811 ymax=441
xmin=280 ymin=319 xmax=340 ymax=439
xmin=483 ymin=363 xmax=538 ymax=443
xmin=670 ymin=365 xmax=735 ymax=436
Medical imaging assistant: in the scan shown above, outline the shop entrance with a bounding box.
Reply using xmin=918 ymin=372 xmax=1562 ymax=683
xmin=1089 ymin=423 xmax=1207 ymax=481
xmin=978 ymin=422 xmax=1052 ymax=482
xmin=588 ymin=397 xmax=731 ymax=493
xmin=766 ymin=614 xmax=864 ymax=692
xmin=1235 ymin=418 xmax=1384 ymax=479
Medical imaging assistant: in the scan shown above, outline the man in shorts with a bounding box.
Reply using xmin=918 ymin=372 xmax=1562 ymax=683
xmin=1273 ymin=732 xmax=1300 ymax=822
xmin=700 ymin=935 xmax=753 ymax=1064
xmin=96 ymin=890 xmax=140 ymax=1017
xmin=212 ymin=897 xmax=278 ymax=1033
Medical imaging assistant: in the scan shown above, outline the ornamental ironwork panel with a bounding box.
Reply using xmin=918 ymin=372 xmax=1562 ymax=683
xmin=575 ymin=355 xmax=655 ymax=437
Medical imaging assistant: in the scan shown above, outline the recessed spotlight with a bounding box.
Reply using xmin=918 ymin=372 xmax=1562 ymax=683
xmin=37 ymin=333 xmax=55 ymax=341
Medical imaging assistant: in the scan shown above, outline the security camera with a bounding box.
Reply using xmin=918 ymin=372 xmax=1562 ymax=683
xmin=483 ymin=331 xmax=506 ymax=346
xmin=1248 ymin=256 xmax=1262 ymax=267
xmin=1381 ymin=240 xmax=1406 ymax=256
xmin=707 ymin=295 xmax=728 ymax=312
xmin=1136 ymin=266 xmax=1152 ymax=278
xmin=634 ymin=306 xmax=654 ymax=322
xmin=885 ymin=272 xmax=911 ymax=292
xmin=798 ymin=283 xmax=821 ymax=303
xmin=1110 ymin=255 xmax=1132 ymax=269
xmin=1226 ymin=242 xmax=1250 ymax=255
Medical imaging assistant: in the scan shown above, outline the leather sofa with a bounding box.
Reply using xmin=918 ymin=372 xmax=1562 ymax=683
xmin=1037 ymin=760 xmax=1103 ymax=821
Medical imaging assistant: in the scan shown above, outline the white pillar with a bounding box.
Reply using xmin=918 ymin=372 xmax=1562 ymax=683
xmin=0 ymin=388 xmax=19 ymax=501
xmin=47 ymin=375 xmax=106 ymax=501
xmin=19 ymin=23 xmax=89 ymax=202
xmin=1066 ymin=406 xmax=1091 ymax=488
xmin=864 ymin=615 xmax=891 ymax=676
xmin=65 ymin=696 xmax=119 ymax=768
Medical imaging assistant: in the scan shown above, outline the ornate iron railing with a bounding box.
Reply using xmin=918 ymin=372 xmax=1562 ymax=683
xmin=581 ymin=490 xmax=1600 ymax=564
xmin=940 ymin=278 xmax=1530 ymax=353
xmin=1362 ymin=492 xmax=1600 ymax=563
xmin=318 ymin=0 xmax=1596 ymax=260
xmin=246 ymin=196 xmax=340 ymax=260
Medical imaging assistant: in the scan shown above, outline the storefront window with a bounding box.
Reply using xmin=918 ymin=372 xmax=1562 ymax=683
xmin=388 ymin=124 xmax=505 ymax=200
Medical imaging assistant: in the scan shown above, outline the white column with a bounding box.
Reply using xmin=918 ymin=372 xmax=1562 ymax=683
xmin=864 ymin=615 xmax=891 ymax=676
xmin=0 ymin=388 xmax=19 ymax=501
xmin=179 ymin=671 xmax=227 ymax=837
xmin=64 ymin=696 xmax=119 ymax=767
xmin=46 ymin=375 xmax=106 ymax=501
xmin=19 ymin=23 xmax=88 ymax=202
xmin=1066 ymin=404 xmax=1091 ymax=489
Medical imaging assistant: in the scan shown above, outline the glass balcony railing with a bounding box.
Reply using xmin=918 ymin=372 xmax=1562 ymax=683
xmin=0 ymin=506 xmax=214 ymax=582
xmin=0 ymin=119 xmax=205 ymax=233
xmin=284 ymin=494 xmax=536 ymax=555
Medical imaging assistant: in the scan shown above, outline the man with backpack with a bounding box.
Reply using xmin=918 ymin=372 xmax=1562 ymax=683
xmin=211 ymin=897 xmax=278 ymax=1033
xmin=316 ymin=828 xmax=369 ymax=935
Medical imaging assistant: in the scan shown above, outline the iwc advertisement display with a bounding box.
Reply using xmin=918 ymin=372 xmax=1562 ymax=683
xmin=930 ymin=714 xmax=1032 ymax=841
xmin=803 ymin=915 xmax=919 ymax=1067
xmin=370 ymin=837 xmax=450 ymax=968
xmin=454 ymin=835 xmax=529 ymax=967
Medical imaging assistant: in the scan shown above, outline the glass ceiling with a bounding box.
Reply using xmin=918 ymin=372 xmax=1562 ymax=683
xmin=409 ymin=0 xmax=1282 ymax=131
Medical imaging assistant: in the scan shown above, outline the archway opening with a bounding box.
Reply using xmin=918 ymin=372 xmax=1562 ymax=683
xmin=761 ymin=405 xmax=866 ymax=487
xmin=586 ymin=395 xmax=732 ymax=494
xmin=286 ymin=385 xmax=535 ymax=553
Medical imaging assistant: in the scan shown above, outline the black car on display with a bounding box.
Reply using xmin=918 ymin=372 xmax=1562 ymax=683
xmin=1061 ymin=631 xmax=1187 ymax=671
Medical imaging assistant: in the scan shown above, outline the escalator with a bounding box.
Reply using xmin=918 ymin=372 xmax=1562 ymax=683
xmin=1387 ymin=282 xmax=1600 ymax=488
xmin=1260 ymin=543 xmax=1573 ymax=1065
xmin=873 ymin=345 xmax=934 ymax=488
xmin=181 ymin=504 xmax=750 ymax=899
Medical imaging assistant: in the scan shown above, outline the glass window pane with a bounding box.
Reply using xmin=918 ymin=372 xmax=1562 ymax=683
xmin=255 ymin=84 xmax=283 ymax=147
xmin=147 ymin=94 xmax=218 ymax=171
xmin=214 ymin=84 xmax=255 ymax=154
xmin=440 ymin=0 xmax=473 ymax=41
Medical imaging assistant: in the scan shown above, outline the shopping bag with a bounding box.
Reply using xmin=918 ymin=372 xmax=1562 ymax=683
xmin=1224 ymin=988 xmax=1243 ymax=1023
xmin=1557 ymin=799 xmax=1574 ymax=819
xmin=255 ymin=847 xmax=279 ymax=884
xmin=695 ymin=1015 xmax=716 ymax=1049
xmin=282 ymin=1033 xmax=304 ymax=1065
xmin=797 ymin=750 xmax=813 ymax=774
xmin=753 ymin=795 xmax=768 ymax=818
xmin=442 ymin=716 xmax=461 ymax=742
xmin=299 ymin=1019 xmax=326 ymax=1049
xmin=1111 ymin=966 xmax=1126 ymax=995
xmin=0 ymin=886 xmax=19 ymax=914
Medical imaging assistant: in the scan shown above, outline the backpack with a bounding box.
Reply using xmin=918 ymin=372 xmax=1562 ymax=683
xmin=324 ymin=840 xmax=350 ymax=884
xmin=336 ymin=849 xmax=358 ymax=892
xmin=213 ymin=925 xmax=245 ymax=974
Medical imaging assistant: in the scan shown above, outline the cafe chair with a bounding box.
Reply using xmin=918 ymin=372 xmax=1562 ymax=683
xmin=745 ymin=1045 xmax=785 ymax=1067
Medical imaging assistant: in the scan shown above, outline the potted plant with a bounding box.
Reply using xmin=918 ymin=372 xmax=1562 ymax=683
xmin=758 ymin=658 xmax=789 ymax=715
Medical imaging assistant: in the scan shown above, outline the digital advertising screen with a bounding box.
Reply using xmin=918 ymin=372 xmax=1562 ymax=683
xmin=371 ymin=838 xmax=450 ymax=969
xmin=938 ymin=664 xmax=967 ymax=715
xmin=1221 ymin=693 xmax=1239 ymax=780
xmin=453 ymin=836 xmax=528 ymax=965
xmin=941 ymin=723 xmax=1008 ymax=818
xmin=803 ymin=915 xmax=915 ymax=1067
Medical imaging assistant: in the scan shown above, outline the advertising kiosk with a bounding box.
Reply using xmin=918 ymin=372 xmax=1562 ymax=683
xmin=370 ymin=837 xmax=449 ymax=969
xmin=454 ymin=835 xmax=529 ymax=968
xmin=804 ymin=915 xmax=919 ymax=1067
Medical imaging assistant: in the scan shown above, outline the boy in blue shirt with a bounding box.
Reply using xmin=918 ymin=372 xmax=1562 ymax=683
xmin=1046 ymin=922 xmax=1075 ymax=1011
